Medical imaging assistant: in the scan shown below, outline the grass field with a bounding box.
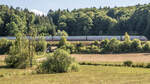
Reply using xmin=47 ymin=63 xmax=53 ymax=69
xmin=1 ymin=53 xmax=150 ymax=84
xmin=0 ymin=65 xmax=150 ymax=84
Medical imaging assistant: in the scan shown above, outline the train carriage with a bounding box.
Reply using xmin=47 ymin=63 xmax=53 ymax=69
xmin=0 ymin=36 xmax=148 ymax=41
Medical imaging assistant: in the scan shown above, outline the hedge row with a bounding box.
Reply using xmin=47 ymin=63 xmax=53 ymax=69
xmin=79 ymin=61 xmax=150 ymax=69
xmin=58 ymin=38 xmax=150 ymax=54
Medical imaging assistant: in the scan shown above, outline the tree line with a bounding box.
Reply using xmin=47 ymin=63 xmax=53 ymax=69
xmin=0 ymin=4 xmax=150 ymax=39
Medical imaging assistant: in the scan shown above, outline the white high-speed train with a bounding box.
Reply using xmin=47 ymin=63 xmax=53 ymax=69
xmin=0 ymin=36 xmax=148 ymax=41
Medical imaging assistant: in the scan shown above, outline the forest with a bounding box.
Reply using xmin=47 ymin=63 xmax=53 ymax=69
xmin=0 ymin=4 xmax=150 ymax=39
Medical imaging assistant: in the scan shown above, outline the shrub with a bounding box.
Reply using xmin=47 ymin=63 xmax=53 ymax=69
xmin=76 ymin=42 xmax=85 ymax=53
xmin=92 ymin=40 xmax=100 ymax=46
xmin=119 ymin=32 xmax=132 ymax=53
xmin=77 ymin=46 xmax=88 ymax=53
xmin=101 ymin=38 xmax=120 ymax=53
xmin=120 ymin=41 xmax=131 ymax=53
xmin=58 ymin=36 xmax=68 ymax=47
xmin=36 ymin=49 xmax=79 ymax=74
xmin=100 ymin=39 xmax=110 ymax=49
xmin=56 ymin=30 xmax=68 ymax=36
xmin=134 ymin=63 xmax=145 ymax=68
xmin=108 ymin=38 xmax=120 ymax=53
xmin=68 ymin=62 xmax=80 ymax=72
xmin=76 ymin=42 xmax=84 ymax=47
xmin=88 ymin=45 xmax=101 ymax=54
xmin=123 ymin=61 xmax=133 ymax=67
xmin=130 ymin=39 xmax=142 ymax=52
xmin=143 ymin=42 xmax=150 ymax=52
xmin=146 ymin=63 xmax=150 ymax=68
xmin=60 ymin=44 xmax=76 ymax=53
xmin=35 ymin=37 xmax=47 ymax=52
xmin=0 ymin=38 xmax=12 ymax=54
xmin=5 ymin=33 xmax=35 ymax=69
xmin=124 ymin=32 xmax=131 ymax=42
xmin=5 ymin=43 xmax=30 ymax=68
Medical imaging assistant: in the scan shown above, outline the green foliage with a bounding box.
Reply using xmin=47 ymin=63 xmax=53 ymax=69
xmin=56 ymin=30 xmax=68 ymax=36
xmin=68 ymin=62 xmax=80 ymax=72
xmin=35 ymin=37 xmax=47 ymax=52
xmin=87 ymin=45 xmax=101 ymax=53
xmin=1 ymin=4 xmax=150 ymax=38
xmin=36 ymin=49 xmax=79 ymax=74
xmin=58 ymin=36 xmax=68 ymax=47
xmin=108 ymin=38 xmax=120 ymax=53
xmin=100 ymin=39 xmax=110 ymax=49
xmin=130 ymin=39 xmax=142 ymax=52
xmin=143 ymin=42 xmax=150 ymax=52
xmin=92 ymin=40 xmax=100 ymax=46
xmin=120 ymin=41 xmax=131 ymax=53
xmin=119 ymin=32 xmax=132 ymax=52
xmin=5 ymin=33 xmax=30 ymax=68
xmin=134 ymin=63 xmax=145 ymax=68
xmin=0 ymin=38 xmax=12 ymax=54
xmin=92 ymin=14 xmax=117 ymax=35
xmin=146 ymin=63 xmax=150 ymax=68
xmin=124 ymin=32 xmax=131 ymax=42
xmin=60 ymin=44 xmax=76 ymax=53
xmin=123 ymin=61 xmax=133 ymax=67
xmin=101 ymin=38 xmax=120 ymax=53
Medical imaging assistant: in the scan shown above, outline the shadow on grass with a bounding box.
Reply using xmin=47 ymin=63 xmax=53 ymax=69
xmin=0 ymin=65 xmax=11 ymax=69
xmin=0 ymin=61 xmax=12 ymax=69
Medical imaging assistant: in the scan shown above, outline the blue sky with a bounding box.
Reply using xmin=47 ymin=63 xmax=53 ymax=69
xmin=1 ymin=0 xmax=150 ymax=14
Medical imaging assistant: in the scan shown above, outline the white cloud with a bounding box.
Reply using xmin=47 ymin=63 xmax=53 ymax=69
xmin=30 ymin=9 xmax=46 ymax=16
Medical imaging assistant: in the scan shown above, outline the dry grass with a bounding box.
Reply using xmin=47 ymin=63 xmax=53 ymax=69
xmin=72 ymin=53 xmax=150 ymax=63
xmin=1 ymin=53 xmax=150 ymax=63
xmin=0 ymin=55 xmax=6 ymax=61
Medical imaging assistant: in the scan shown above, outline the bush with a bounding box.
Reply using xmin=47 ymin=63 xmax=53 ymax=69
xmin=5 ymin=33 xmax=34 ymax=69
xmin=120 ymin=41 xmax=132 ymax=53
xmin=92 ymin=40 xmax=100 ymax=46
xmin=100 ymin=39 xmax=110 ymax=49
xmin=87 ymin=45 xmax=101 ymax=54
xmin=101 ymin=38 xmax=120 ymax=53
xmin=119 ymin=32 xmax=132 ymax=53
xmin=146 ymin=63 xmax=150 ymax=68
xmin=58 ymin=36 xmax=68 ymax=47
xmin=76 ymin=42 xmax=84 ymax=48
xmin=56 ymin=30 xmax=68 ymax=36
xmin=0 ymin=38 xmax=12 ymax=54
xmin=35 ymin=37 xmax=47 ymax=52
xmin=68 ymin=62 xmax=80 ymax=72
xmin=134 ymin=63 xmax=145 ymax=68
xmin=5 ymin=44 xmax=30 ymax=68
xmin=36 ymin=49 xmax=79 ymax=74
xmin=124 ymin=32 xmax=131 ymax=42
xmin=77 ymin=46 xmax=87 ymax=53
xmin=108 ymin=38 xmax=120 ymax=53
xmin=60 ymin=44 xmax=76 ymax=53
xmin=130 ymin=39 xmax=142 ymax=52
xmin=5 ymin=52 xmax=29 ymax=69
xmin=123 ymin=61 xmax=133 ymax=66
xmin=143 ymin=42 xmax=150 ymax=52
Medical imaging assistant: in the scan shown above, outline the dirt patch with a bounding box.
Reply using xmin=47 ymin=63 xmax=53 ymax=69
xmin=71 ymin=53 xmax=150 ymax=63
xmin=0 ymin=55 xmax=7 ymax=61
